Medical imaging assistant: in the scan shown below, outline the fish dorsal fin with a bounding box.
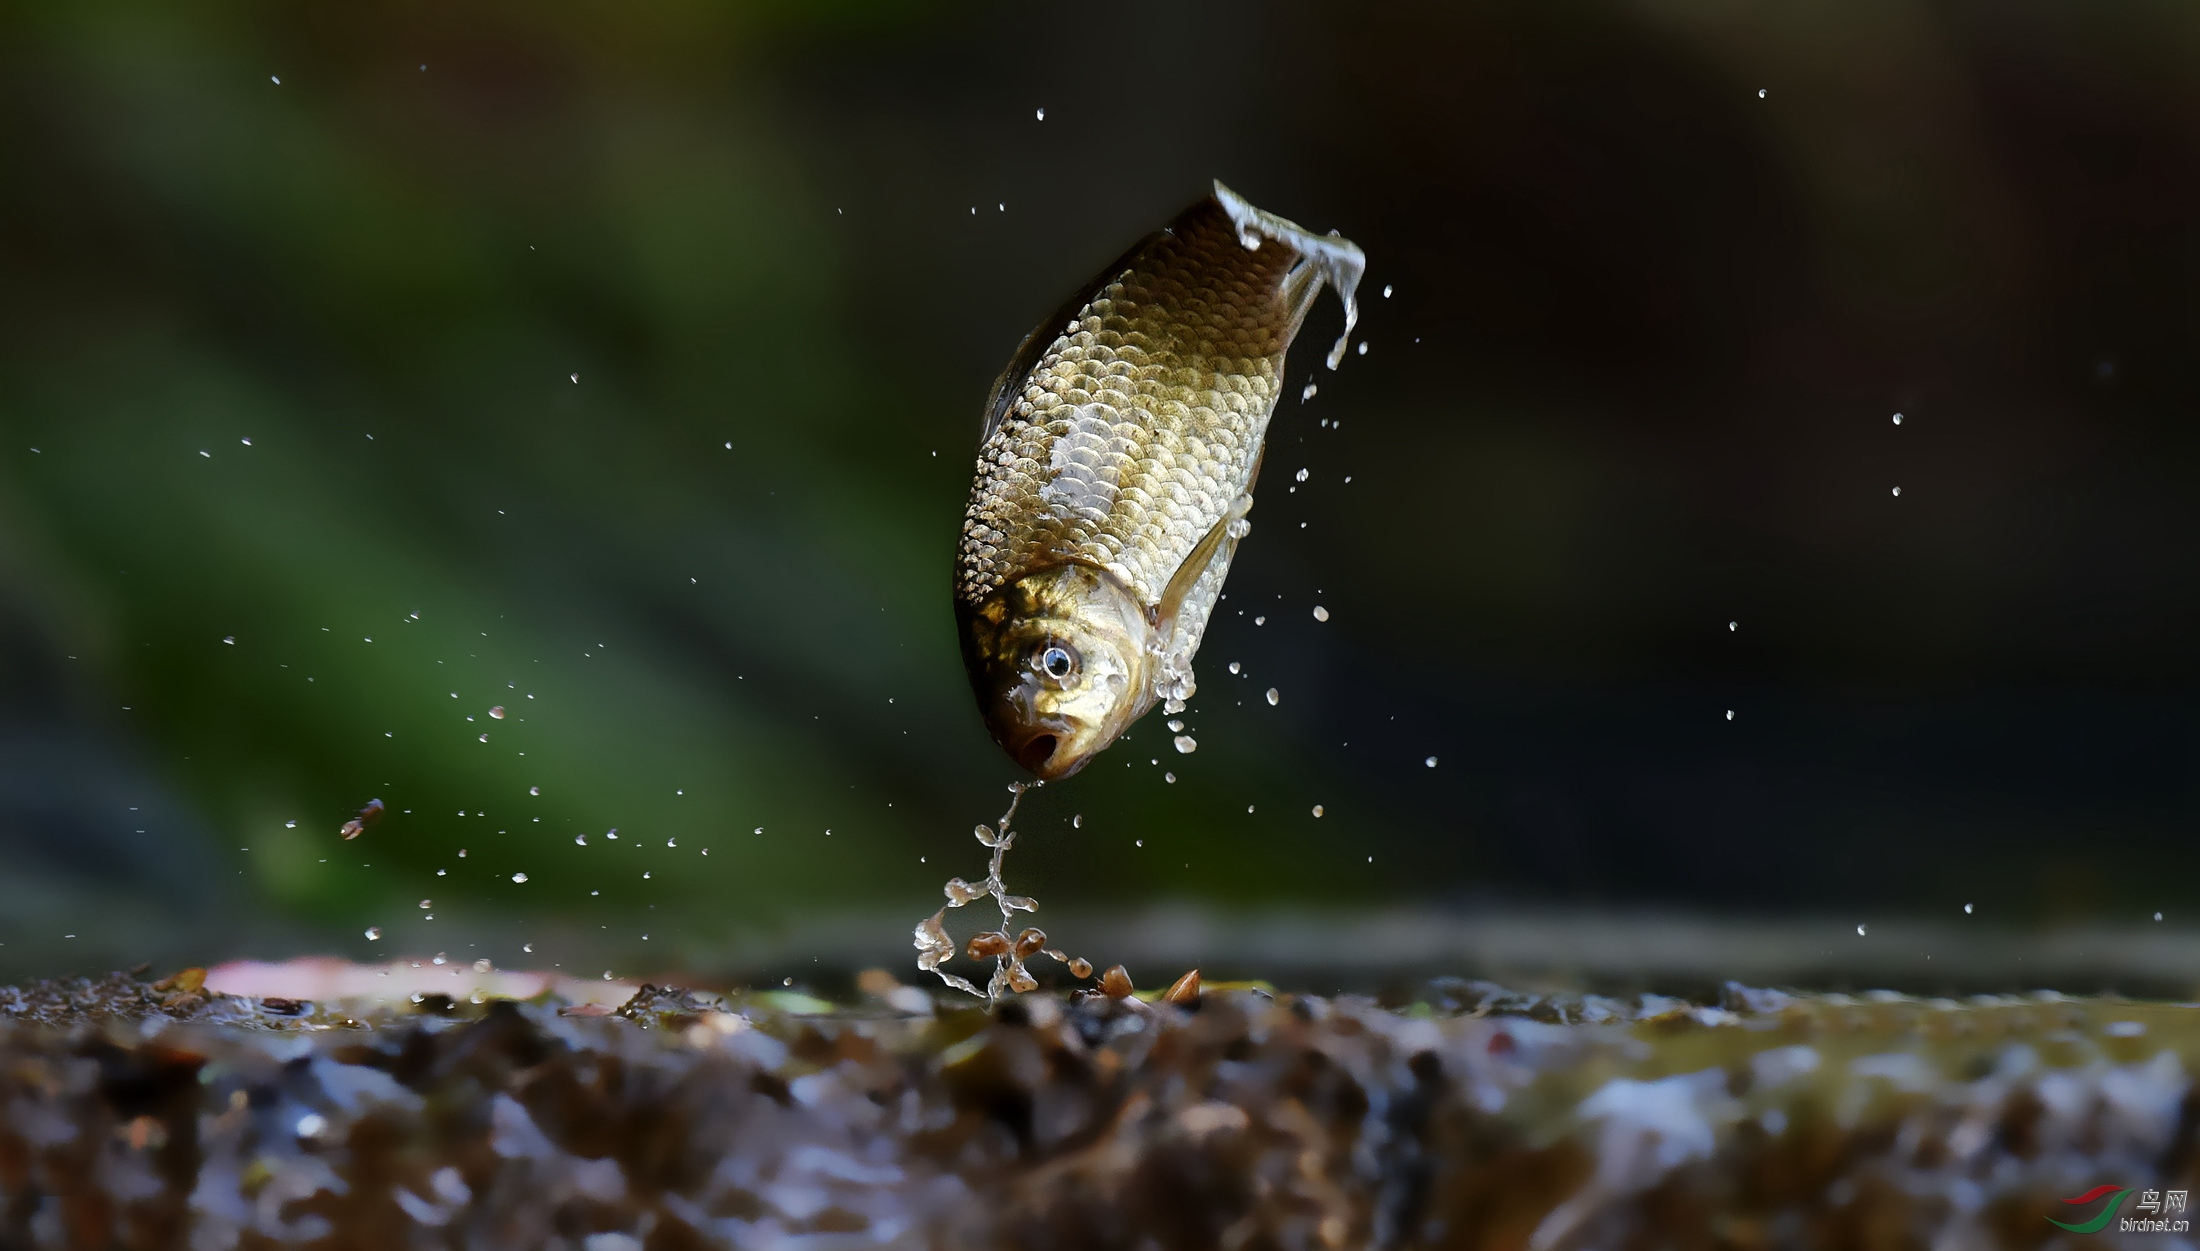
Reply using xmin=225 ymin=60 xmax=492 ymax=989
xmin=977 ymin=229 xmax=1169 ymax=447
xmin=1211 ymin=180 xmax=1366 ymax=370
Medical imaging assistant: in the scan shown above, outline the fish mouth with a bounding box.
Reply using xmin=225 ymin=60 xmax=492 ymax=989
xmin=1011 ymin=727 xmax=1096 ymax=780
xmin=1016 ymin=733 xmax=1060 ymax=773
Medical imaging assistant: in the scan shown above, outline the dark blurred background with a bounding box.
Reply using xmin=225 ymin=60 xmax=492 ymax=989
xmin=3 ymin=0 xmax=2198 ymax=990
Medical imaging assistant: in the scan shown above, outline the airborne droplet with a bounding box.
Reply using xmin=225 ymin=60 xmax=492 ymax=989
xmin=511 ymin=873 xmax=528 ymax=883
xmin=1265 ymin=688 xmax=1279 ymax=706
xmin=1312 ymin=605 xmax=1329 ymax=622
xmin=1312 ymin=804 xmax=1324 ymax=817
xmin=1425 ymin=756 xmax=1437 ymax=767
xmin=1173 ymin=735 xmax=1197 ymax=754
xmin=1295 ymin=467 xmax=1309 ymax=482
xmin=489 ymin=706 xmax=505 ymax=719
xmin=364 ymin=927 xmax=381 ymax=940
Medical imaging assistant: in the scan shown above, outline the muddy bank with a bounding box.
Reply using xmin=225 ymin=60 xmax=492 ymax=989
xmin=0 ymin=969 xmax=2193 ymax=1248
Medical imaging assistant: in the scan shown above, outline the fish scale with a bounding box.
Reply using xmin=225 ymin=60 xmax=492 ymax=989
xmin=955 ymin=182 xmax=1363 ymax=777
xmin=961 ymin=208 xmax=1315 ymax=606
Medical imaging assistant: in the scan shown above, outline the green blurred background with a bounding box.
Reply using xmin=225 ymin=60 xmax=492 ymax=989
xmin=5 ymin=0 xmax=2200 ymax=991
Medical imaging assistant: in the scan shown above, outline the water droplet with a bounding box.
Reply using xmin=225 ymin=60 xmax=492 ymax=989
xmin=284 ymin=820 xmax=296 ymax=828
xmin=1068 ymin=957 xmax=1093 ymax=978
xmin=270 ymin=76 xmax=281 ymax=85
xmin=1726 ymin=710 xmax=1735 ymax=721
xmin=1295 ymin=467 xmax=1310 ymax=482
xmin=1964 ymin=903 xmax=1974 ymax=914
xmin=1071 ymin=813 xmax=1082 ymax=829
xmin=1035 ymin=107 xmax=1045 ymax=120
xmin=1301 ymin=382 xmax=1318 ymax=401
xmin=523 ymin=942 xmax=534 ymax=952
xmin=478 ymin=733 xmax=489 ymax=742
xmin=1173 ymin=735 xmax=1197 ymax=754
xmin=473 ymin=958 xmax=492 ymax=973
xmin=1136 ymin=839 xmax=1143 ymax=846
xmin=606 ymin=829 xmax=618 ymax=840
xmin=511 ymin=873 xmax=528 ymax=883
xmin=575 ymin=834 xmax=587 ymax=845
xmin=1856 ymin=924 xmax=1868 ymax=936
xmin=1164 ymin=771 xmax=1177 ymax=782
xmin=1228 ymin=661 xmax=1241 ymax=674
xmin=569 ymin=373 xmax=578 ymax=383
xmin=666 ymin=837 xmax=676 ymax=847
xmin=1312 ymin=605 xmax=1329 ymax=622
xmin=1425 ymin=756 xmax=1438 ymax=768
xmin=1254 ymin=615 xmax=1266 ymax=626
xmin=1757 ymin=88 xmax=1767 ymax=98
xmin=489 ymin=706 xmax=505 ymax=719
xmin=1383 ymin=284 xmax=1393 ymax=298
xmin=1892 ymin=412 xmax=1904 ymax=425
xmin=1167 ymin=718 xmax=1184 ymax=732
xmin=364 ymin=927 xmax=381 ymax=940
xmin=1265 ymin=688 xmax=1279 ymax=706
xmin=1247 ymin=805 xmax=1254 ymax=813
xmin=2156 ymin=911 xmax=2164 ymax=921
xmin=1891 ymin=486 xmax=1902 ymax=497
xmin=295 ymin=1114 xmax=324 ymax=1138
xmin=1311 ymin=805 xmax=1325 ymax=817
xmin=418 ymin=899 xmax=431 ymax=909
xmin=222 ymin=636 xmax=235 ymax=645
xmin=529 ymin=785 xmax=540 ymax=796
xmin=1356 ymin=341 xmax=1368 ymax=356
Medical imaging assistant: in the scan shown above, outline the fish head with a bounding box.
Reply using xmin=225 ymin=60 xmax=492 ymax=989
xmin=960 ymin=563 xmax=1151 ymax=779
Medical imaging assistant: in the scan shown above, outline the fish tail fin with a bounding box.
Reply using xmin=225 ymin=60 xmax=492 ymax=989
xmin=1212 ymin=180 xmax=1366 ymax=370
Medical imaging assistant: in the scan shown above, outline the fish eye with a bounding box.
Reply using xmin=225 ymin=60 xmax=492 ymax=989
xmin=1037 ymin=644 xmax=1078 ymax=681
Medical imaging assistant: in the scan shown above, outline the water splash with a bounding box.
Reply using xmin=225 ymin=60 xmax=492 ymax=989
xmin=914 ymin=782 xmax=1096 ymax=1004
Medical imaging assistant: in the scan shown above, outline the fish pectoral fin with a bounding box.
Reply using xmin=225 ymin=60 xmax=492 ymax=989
xmin=1152 ymin=499 xmax=1248 ymax=635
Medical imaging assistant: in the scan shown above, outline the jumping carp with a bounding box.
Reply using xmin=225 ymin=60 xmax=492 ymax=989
xmin=954 ymin=182 xmax=1364 ymax=779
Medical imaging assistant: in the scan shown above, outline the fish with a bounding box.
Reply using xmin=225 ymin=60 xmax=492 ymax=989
xmin=955 ymin=181 xmax=1365 ymax=779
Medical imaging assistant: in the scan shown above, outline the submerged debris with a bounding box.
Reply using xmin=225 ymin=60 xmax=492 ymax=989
xmin=337 ymin=796 xmax=384 ymax=840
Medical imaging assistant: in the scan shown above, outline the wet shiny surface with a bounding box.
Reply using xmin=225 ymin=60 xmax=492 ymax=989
xmin=956 ymin=186 xmax=1362 ymax=777
xmin=3 ymin=968 xmax=2194 ymax=1248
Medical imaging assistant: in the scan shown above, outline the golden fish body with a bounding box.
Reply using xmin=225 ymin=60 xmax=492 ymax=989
xmin=956 ymin=182 xmax=1364 ymax=778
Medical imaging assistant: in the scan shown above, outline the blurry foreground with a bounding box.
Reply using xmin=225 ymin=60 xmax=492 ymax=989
xmin=0 ymin=968 xmax=2193 ymax=1248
